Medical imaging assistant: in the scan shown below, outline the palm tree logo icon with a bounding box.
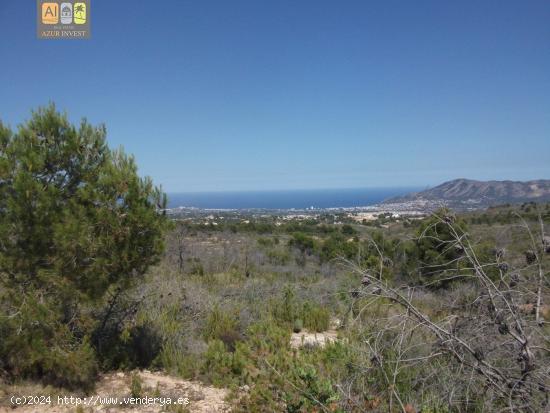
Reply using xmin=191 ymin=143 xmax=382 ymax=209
xmin=74 ymin=2 xmax=86 ymax=24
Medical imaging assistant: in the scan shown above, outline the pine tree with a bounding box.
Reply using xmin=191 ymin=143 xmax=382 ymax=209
xmin=0 ymin=104 xmax=169 ymax=388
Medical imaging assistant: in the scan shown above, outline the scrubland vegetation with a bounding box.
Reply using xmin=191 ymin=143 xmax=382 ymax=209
xmin=1 ymin=107 xmax=549 ymax=412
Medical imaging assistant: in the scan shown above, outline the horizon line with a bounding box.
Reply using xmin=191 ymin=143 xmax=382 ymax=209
xmin=166 ymin=185 xmax=425 ymax=195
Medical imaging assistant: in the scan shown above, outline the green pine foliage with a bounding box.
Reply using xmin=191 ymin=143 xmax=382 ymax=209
xmin=412 ymin=208 xmax=469 ymax=287
xmin=0 ymin=104 xmax=169 ymax=388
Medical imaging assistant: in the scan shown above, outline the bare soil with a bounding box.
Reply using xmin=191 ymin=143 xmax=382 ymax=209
xmin=1 ymin=370 xmax=230 ymax=413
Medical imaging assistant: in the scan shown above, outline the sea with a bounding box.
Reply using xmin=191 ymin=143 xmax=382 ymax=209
xmin=167 ymin=187 xmax=420 ymax=210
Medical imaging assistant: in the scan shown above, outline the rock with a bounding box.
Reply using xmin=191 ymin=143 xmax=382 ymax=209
xmin=329 ymin=317 xmax=342 ymax=330
xmin=290 ymin=330 xmax=338 ymax=349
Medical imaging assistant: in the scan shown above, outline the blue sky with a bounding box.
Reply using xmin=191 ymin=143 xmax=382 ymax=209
xmin=1 ymin=1 xmax=549 ymax=192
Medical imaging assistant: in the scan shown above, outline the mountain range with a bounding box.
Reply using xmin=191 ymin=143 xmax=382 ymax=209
xmin=384 ymin=179 xmax=550 ymax=208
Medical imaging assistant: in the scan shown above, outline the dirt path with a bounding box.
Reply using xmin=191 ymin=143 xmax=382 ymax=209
xmin=2 ymin=370 xmax=230 ymax=413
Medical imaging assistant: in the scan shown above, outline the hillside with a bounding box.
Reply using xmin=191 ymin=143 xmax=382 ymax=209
xmin=384 ymin=178 xmax=550 ymax=208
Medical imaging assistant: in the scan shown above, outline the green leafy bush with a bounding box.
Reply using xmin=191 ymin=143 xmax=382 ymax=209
xmin=289 ymin=232 xmax=317 ymax=255
xmin=230 ymin=320 xmax=341 ymax=412
xmin=320 ymin=233 xmax=359 ymax=262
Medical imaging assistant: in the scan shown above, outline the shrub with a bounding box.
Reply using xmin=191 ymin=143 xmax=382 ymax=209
xmin=289 ymin=232 xmax=317 ymax=255
xmin=320 ymin=233 xmax=358 ymax=262
xmin=232 ymin=321 xmax=341 ymax=412
xmin=293 ymin=319 xmax=304 ymax=333
xmin=414 ymin=209 xmax=469 ymax=286
xmin=341 ymin=224 xmax=357 ymax=235
xmin=302 ymin=302 xmax=330 ymax=332
xmin=266 ymin=249 xmax=291 ymax=265
xmin=271 ymin=286 xmax=299 ymax=325
xmin=0 ymin=290 xmax=98 ymax=390
xmin=130 ymin=372 xmax=143 ymax=398
xmin=186 ymin=257 xmax=205 ymax=275
xmin=286 ymin=364 xmax=340 ymax=411
xmin=203 ymin=306 xmax=241 ymax=351
xmin=96 ymin=323 xmax=163 ymax=370
xmin=201 ymin=340 xmax=244 ymax=387
xmin=271 ymin=287 xmax=331 ymax=332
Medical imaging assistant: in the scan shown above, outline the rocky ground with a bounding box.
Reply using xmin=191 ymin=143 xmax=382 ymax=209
xmin=289 ymin=329 xmax=339 ymax=349
xmin=289 ymin=318 xmax=341 ymax=349
xmin=2 ymin=318 xmax=344 ymax=413
xmin=1 ymin=370 xmax=230 ymax=413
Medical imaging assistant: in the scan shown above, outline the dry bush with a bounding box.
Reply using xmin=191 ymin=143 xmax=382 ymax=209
xmin=344 ymin=211 xmax=550 ymax=412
